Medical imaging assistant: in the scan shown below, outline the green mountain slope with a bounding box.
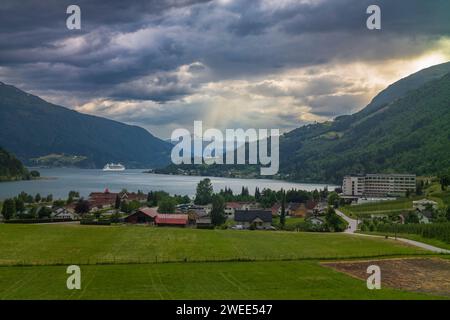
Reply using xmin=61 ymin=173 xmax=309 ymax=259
xmin=0 ymin=147 xmax=29 ymax=181
xmin=280 ymin=65 xmax=450 ymax=183
xmin=0 ymin=82 xmax=172 ymax=168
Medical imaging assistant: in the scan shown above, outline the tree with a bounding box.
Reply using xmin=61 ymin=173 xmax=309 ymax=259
xmin=53 ymin=199 xmax=66 ymax=208
xmin=35 ymin=193 xmax=41 ymax=203
xmin=254 ymin=187 xmax=261 ymax=201
xmin=38 ymin=206 xmax=52 ymax=219
xmin=405 ymin=211 xmax=420 ymax=224
xmin=416 ymin=181 xmax=423 ymax=196
xmin=325 ymin=206 xmax=347 ymax=232
xmin=241 ymin=186 xmax=249 ymax=197
xmin=114 ymin=195 xmax=121 ymax=209
xmin=1 ymin=198 xmax=16 ymax=220
xmin=312 ymin=189 xmax=320 ymax=202
xmin=147 ymin=190 xmax=169 ymax=207
xmin=320 ymin=186 xmax=329 ymax=200
xmin=194 ymin=178 xmax=213 ymax=205
xmin=147 ymin=191 xmax=153 ymax=203
xmin=67 ymin=191 xmax=79 ymax=204
xmin=18 ymin=191 xmax=29 ymax=203
xmin=327 ymin=192 xmax=340 ymax=208
xmin=405 ymin=189 xmax=411 ymax=198
xmin=26 ymin=194 xmax=34 ymax=203
xmin=29 ymin=206 xmax=38 ymax=219
xmin=157 ymin=197 xmax=176 ymax=213
xmin=211 ymin=194 xmax=226 ymax=226
xmin=120 ymin=200 xmax=129 ymax=213
xmin=74 ymin=198 xmax=90 ymax=214
xmin=280 ymin=190 xmax=286 ymax=227
xmin=440 ymin=173 xmax=450 ymax=191
xmin=46 ymin=194 xmax=53 ymax=202
xmin=259 ymin=188 xmax=278 ymax=208
xmin=14 ymin=198 xmax=25 ymax=213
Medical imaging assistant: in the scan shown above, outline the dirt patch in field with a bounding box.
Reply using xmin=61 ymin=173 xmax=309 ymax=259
xmin=322 ymin=258 xmax=450 ymax=297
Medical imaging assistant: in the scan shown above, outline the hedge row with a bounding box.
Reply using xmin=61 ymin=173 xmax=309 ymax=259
xmin=4 ymin=218 xmax=74 ymax=224
xmin=375 ymin=222 xmax=450 ymax=244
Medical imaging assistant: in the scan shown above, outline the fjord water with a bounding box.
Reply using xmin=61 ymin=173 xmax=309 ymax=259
xmin=0 ymin=168 xmax=335 ymax=200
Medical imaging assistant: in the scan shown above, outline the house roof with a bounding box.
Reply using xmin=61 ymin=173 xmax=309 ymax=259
xmin=137 ymin=207 xmax=158 ymax=218
xmin=234 ymin=210 xmax=272 ymax=223
xmin=188 ymin=208 xmax=209 ymax=217
xmin=306 ymin=200 xmax=318 ymax=210
xmin=155 ymin=214 xmax=189 ymax=225
xmin=287 ymin=202 xmax=303 ymax=210
xmin=226 ymin=202 xmax=242 ymax=209
xmin=88 ymin=190 xmax=146 ymax=207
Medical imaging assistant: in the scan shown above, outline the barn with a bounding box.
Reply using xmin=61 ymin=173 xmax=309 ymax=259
xmin=124 ymin=207 xmax=158 ymax=224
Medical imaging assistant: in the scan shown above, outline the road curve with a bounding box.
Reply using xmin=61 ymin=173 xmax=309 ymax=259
xmin=335 ymin=209 xmax=450 ymax=254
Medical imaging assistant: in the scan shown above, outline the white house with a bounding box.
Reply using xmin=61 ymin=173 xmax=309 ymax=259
xmin=413 ymin=199 xmax=438 ymax=212
xmin=52 ymin=207 xmax=78 ymax=220
xmin=306 ymin=216 xmax=325 ymax=226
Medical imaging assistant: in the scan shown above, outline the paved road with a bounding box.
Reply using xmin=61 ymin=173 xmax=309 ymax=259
xmin=335 ymin=209 xmax=450 ymax=254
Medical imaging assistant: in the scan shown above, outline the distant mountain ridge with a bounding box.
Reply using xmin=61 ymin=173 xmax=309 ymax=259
xmin=279 ymin=61 xmax=450 ymax=183
xmin=0 ymin=82 xmax=172 ymax=168
xmin=156 ymin=62 xmax=450 ymax=183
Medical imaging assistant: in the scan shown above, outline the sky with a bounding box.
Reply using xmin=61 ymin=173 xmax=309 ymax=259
xmin=0 ymin=0 xmax=449 ymax=139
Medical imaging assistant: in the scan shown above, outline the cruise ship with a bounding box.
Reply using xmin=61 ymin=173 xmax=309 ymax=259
xmin=102 ymin=163 xmax=126 ymax=171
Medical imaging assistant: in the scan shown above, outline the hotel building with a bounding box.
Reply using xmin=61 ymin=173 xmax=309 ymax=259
xmin=342 ymin=174 xmax=416 ymax=197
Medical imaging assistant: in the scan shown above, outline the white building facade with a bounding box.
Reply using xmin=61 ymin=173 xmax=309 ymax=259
xmin=342 ymin=174 xmax=416 ymax=197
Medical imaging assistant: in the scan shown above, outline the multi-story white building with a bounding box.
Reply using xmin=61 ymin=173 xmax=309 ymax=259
xmin=342 ymin=174 xmax=416 ymax=197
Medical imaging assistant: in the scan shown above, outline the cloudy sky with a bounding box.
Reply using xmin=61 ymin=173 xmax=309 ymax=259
xmin=1 ymin=0 xmax=449 ymax=138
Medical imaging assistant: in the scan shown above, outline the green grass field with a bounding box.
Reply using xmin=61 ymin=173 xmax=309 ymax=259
xmin=0 ymin=261 xmax=443 ymax=300
xmin=0 ymin=224 xmax=447 ymax=300
xmin=0 ymin=224 xmax=431 ymax=266
xmin=341 ymin=198 xmax=415 ymax=218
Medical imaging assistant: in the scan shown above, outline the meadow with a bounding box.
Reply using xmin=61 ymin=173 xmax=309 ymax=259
xmin=0 ymin=224 xmax=430 ymax=266
xmin=0 ymin=224 xmax=447 ymax=300
xmin=0 ymin=261 xmax=443 ymax=300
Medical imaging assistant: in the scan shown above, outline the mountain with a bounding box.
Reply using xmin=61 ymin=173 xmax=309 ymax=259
xmin=0 ymin=82 xmax=172 ymax=168
xmin=0 ymin=147 xmax=30 ymax=181
xmin=280 ymin=62 xmax=450 ymax=183
xmin=156 ymin=62 xmax=450 ymax=183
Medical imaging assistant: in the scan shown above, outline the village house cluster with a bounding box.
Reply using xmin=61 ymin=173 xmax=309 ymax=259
xmin=82 ymin=189 xmax=329 ymax=229
xmin=23 ymin=187 xmax=329 ymax=230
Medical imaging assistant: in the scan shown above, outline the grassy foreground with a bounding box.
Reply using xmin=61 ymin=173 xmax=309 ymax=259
xmin=0 ymin=261 xmax=443 ymax=300
xmin=0 ymin=224 xmax=431 ymax=266
xmin=0 ymin=224 xmax=446 ymax=300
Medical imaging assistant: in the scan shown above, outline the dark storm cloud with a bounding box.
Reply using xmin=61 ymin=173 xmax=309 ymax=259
xmin=0 ymin=0 xmax=449 ymax=136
